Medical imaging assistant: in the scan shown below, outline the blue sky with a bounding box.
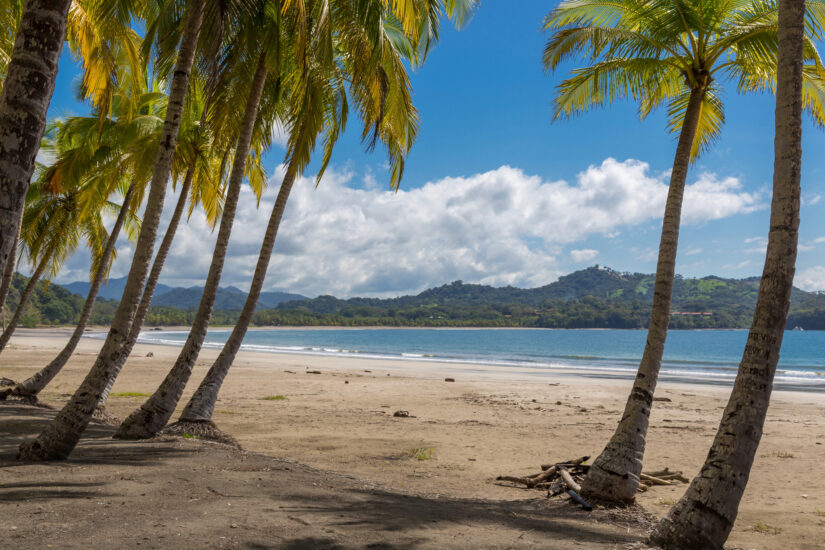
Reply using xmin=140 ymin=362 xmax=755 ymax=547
xmin=45 ymin=0 xmax=825 ymax=297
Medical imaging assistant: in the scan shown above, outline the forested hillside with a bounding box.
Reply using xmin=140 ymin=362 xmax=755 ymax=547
xmin=5 ymin=266 xmax=825 ymax=329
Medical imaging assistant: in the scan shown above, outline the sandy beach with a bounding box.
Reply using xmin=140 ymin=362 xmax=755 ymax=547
xmin=2 ymin=330 xmax=824 ymax=549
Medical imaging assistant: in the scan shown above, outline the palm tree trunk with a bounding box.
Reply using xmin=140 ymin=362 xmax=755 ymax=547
xmin=97 ymin=165 xmax=195 ymax=409
xmin=650 ymin=1 xmax=805 ymax=547
xmin=97 ymin=71 xmax=220 ymax=410
xmin=18 ymin=0 xmax=206 ymax=461
xmin=115 ymin=53 xmax=269 ymax=439
xmin=11 ymin=182 xmax=137 ymax=399
xmin=177 ymin=167 xmax=297 ymax=423
xmin=0 ymin=0 xmax=71 ymax=280
xmin=0 ymin=213 xmax=23 ymax=317
xmin=0 ymin=253 xmax=49 ymax=353
xmin=580 ymin=85 xmax=706 ymax=503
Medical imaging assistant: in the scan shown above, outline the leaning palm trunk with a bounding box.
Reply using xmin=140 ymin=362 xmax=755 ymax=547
xmin=175 ymin=167 xmax=297 ymax=424
xmin=98 ymin=82 xmax=220 ymax=410
xmin=115 ymin=54 xmax=269 ymax=439
xmin=0 ymin=253 xmax=49 ymax=353
xmin=0 ymin=0 xmax=71 ymax=279
xmin=0 ymin=214 xmax=23 ymax=317
xmin=581 ymin=85 xmax=706 ymax=503
xmin=650 ymin=1 xmax=804 ymax=547
xmin=18 ymin=0 xmax=206 ymax=461
xmin=8 ymin=182 xmax=137 ymax=400
xmin=96 ymin=166 xmax=195 ymax=410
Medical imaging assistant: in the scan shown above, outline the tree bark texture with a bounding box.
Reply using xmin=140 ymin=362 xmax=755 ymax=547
xmin=0 ymin=0 xmax=71 ymax=282
xmin=0 ymin=252 xmax=48 ymax=353
xmin=179 ymin=168 xmax=297 ymax=421
xmin=115 ymin=53 xmax=269 ymax=439
xmin=17 ymin=0 xmax=205 ymax=461
xmin=0 ymin=213 xmax=23 ymax=316
xmin=650 ymin=0 xmax=804 ymax=547
xmin=581 ymin=86 xmax=706 ymax=503
xmin=12 ymin=182 xmax=137 ymax=397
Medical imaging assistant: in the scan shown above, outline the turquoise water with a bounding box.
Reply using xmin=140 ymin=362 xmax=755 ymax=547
xmin=132 ymin=328 xmax=825 ymax=391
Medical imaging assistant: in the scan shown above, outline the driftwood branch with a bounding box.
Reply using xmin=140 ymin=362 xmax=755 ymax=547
xmin=640 ymin=473 xmax=672 ymax=486
xmin=557 ymin=466 xmax=582 ymax=493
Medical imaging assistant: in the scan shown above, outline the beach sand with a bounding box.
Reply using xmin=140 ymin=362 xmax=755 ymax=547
xmin=2 ymin=330 xmax=824 ymax=549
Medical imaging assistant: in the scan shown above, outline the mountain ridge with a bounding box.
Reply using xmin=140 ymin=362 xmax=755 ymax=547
xmin=62 ymin=276 xmax=307 ymax=310
xmin=15 ymin=266 xmax=825 ymax=329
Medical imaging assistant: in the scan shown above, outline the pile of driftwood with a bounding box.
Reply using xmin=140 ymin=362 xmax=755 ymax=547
xmin=497 ymin=457 xmax=688 ymax=511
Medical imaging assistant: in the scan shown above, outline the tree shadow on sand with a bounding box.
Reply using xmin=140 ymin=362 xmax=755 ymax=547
xmin=0 ymin=401 xmax=196 ymax=467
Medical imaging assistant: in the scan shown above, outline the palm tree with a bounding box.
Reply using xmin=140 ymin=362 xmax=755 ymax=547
xmin=650 ymin=0 xmax=807 ymax=546
xmin=0 ymin=155 xmax=122 ymax=354
xmin=114 ymin=17 xmax=276 ymax=438
xmin=17 ymin=0 xmax=208 ymax=461
xmin=170 ymin=0 xmax=474 ymax=435
xmin=0 ymin=213 xmax=22 ymax=327
xmin=0 ymin=71 xmax=168 ymax=399
xmin=0 ymin=0 xmax=72 ymax=292
xmin=0 ymin=0 xmax=143 ymax=284
xmin=543 ymin=0 xmax=825 ymax=502
xmin=95 ymin=53 xmax=268 ymax=416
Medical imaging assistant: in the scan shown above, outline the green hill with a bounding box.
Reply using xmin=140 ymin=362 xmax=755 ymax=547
xmin=268 ymin=266 xmax=825 ymax=329
xmin=3 ymin=266 xmax=825 ymax=329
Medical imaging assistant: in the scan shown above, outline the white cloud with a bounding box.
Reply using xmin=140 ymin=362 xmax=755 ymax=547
xmin=53 ymin=158 xmax=764 ymax=297
xmin=684 ymin=248 xmax=703 ymax=256
xmin=795 ymin=266 xmax=825 ymax=292
xmin=270 ymin=120 xmax=289 ymax=148
xmin=570 ymin=249 xmax=599 ymax=263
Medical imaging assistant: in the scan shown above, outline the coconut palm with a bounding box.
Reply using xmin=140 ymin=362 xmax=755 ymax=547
xmin=0 ymin=214 xmax=22 ymax=328
xmin=543 ymin=0 xmax=825 ymax=502
xmin=0 ymin=69 xmax=170 ymax=400
xmin=0 ymin=158 xmax=121 ymax=354
xmin=650 ymin=0 xmax=807 ymax=546
xmin=0 ymin=0 xmax=73 ymax=296
xmin=113 ymin=4 xmax=281 ymax=438
xmin=94 ymin=58 xmax=268 ymax=416
xmin=0 ymin=0 xmax=143 ymax=287
xmin=170 ymin=0 xmax=475 ymax=435
xmin=17 ymin=0 xmax=208 ymax=461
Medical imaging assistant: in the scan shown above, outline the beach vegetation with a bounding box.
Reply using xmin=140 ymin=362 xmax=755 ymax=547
xmin=262 ymin=395 xmax=287 ymax=401
xmin=543 ymin=0 xmax=825 ymax=504
xmin=751 ymin=521 xmax=783 ymax=535
xmin=409 ymin=447 xmax=435 ymax=461
xmin=111 ymin=392 xmax=152 ymax=398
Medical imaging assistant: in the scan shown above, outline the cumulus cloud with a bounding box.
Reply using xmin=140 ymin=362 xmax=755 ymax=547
xmin=54 ymin=158 xmax=764 ymax=297
xmin=570 ymin=249 xmax=599 ymax=263
xmin=795 ymin=266 xmax=825 ymax=292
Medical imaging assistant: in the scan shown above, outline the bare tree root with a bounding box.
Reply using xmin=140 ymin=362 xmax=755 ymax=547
xmin=93 ymin=405 xmax=121 ymax=426
xmin=1 ymin=377 xmax=16 ymax=387
xmin=0 ymin=387 xmax=52 ymax=408
xmin=160 ymin=420 xmax=241 ymax=448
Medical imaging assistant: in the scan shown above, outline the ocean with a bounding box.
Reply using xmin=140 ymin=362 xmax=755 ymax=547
xmin=129 ymin=328 xmax=825 ymax=392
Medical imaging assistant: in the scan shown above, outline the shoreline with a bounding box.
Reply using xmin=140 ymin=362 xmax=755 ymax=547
xmin=90 ymin=327 xmax=825 ymax=394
